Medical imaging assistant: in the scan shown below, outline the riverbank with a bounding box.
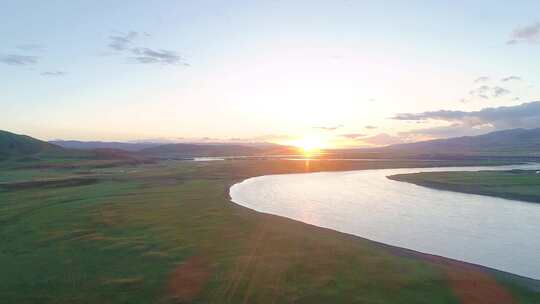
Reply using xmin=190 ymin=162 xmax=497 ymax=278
xmin=388 ymin=170 xmax=540 ymax=204
xmin=2 ymin=158 xmax=539 ymax=303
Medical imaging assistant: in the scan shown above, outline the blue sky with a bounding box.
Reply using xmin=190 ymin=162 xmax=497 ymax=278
xmin=1 ymin=1 xmax=540 ymax=147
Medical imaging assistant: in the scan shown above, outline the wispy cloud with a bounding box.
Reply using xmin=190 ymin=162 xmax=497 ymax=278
xmin=41 ymin=71 xmax=67 ymax=77
xmin=106 ymin=31 xmax=188 ymax=66
xmin=469 ymin=85 xmax=490 ymax=99
xmin=393 ymin=101 xmax=540 ymax=137
xmin=108 ymin=31 xmax=138 ymax=51
xmin=340 ymin=133 xmax=365 ymax=139
xmin=130 ymin=48 xmax=188 ymax=65
xmin=313 ymin=124 xmax=343 ymax=131
xmin=492 ymin=86 xmax=511 ymax=97
xmin=365 ymin=125 xmax=378 ymax=129
xmin=474 ymin=76 xmax=490 ymax=83
xmin=461 ymin=76 xmax=524 ymax=103
xmin=501 ymin=76 xmax=522 ymax=82
xmin=507 ymin=22 xmax=540 ymax=44
xmin=468 ymin=85 xmax=510 ymax=99
xmin=0 ymin=54 xmax=39 ymax=66
xmin=392 ymin=102 xmax=540 ymax=139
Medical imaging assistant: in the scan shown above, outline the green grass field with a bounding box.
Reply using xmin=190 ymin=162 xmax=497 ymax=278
xmin=2 ymin=158 xmax=540 ymax=303
xmin=388 ymin=170 xmax=540 ymax=203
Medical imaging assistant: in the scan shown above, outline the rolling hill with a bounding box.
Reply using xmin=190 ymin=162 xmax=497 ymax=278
xmin=0 ymin=130 xmax=145 ymax=163
xmin=0 ymin=130 xmax=64 ymax=159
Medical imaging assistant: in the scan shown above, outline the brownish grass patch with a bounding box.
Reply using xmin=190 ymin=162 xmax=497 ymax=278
xmin=417 ymin=255 xmax=517 ymax=304
xmin=168 ymin=255 xmax=211 ymax=303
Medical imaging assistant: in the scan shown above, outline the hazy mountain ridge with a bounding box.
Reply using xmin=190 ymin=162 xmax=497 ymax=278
xmin=50 ymin=140 xmax=161 ymax=152
xmin=139 ymin=142 xmax=298 ymax=157
xmin=381 ymin=128 xmax=540 ymax=156
xmin=1 ymin=130 xmax=299 ymax=160
xmin=6 ymin=128 xmax=540 ymax=160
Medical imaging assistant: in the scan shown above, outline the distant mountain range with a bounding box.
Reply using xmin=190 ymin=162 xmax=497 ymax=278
xmin=50 ymin=140 xmax=161 ymax=152
xmin=138 ymin=142 xmax=298 ymax=158
xmin=378 ymin=128 xmax=540 ymax=157
xmin=49 ymin=140 xmax=296 ymax=156
xmin=4 ymin=127 xmax=540 ymax=161
xmin=50 ymin=139 xmax=298 ymax=158
xmin=0 ymin=130 xmax=299 ymax=160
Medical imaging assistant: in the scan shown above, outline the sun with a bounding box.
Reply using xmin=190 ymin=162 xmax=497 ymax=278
xmin=294 ymin=136 xmax=327 ymax=156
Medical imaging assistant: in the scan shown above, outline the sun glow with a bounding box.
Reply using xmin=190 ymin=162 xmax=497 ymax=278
xmin=294 ymin=136 xmax=327 ymax=156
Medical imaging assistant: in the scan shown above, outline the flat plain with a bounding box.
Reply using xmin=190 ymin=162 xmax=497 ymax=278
xmin=2 ymin=158 xmax=540 ymax=303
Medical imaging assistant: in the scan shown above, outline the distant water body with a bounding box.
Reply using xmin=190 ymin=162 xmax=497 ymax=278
xmin=192 ymin=157 xmax=226 ymax=161
xmin=230 ymin=164 xmax=540 ymax=279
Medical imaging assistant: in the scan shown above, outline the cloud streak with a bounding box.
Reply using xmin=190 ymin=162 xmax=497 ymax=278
xmin=501 ymin=76 xmax=522 ymax=82
xmin=0 ymin=54 xmax=39 ymax=66
xmin=41 ymin=71 xmax=67 ymax=77
xmin=507 ymin=22 xmax=540 ymax=44
xmin=106 ymin=31 xmax=188 ymax=66
xmin=108 ymin=31 xmax=138 ymax=51
xmin=313 ymin=124 xmax=343 ymax=131
xmin=131 ymin=48 xmax=188 ymax=65
xmin=393 ymin=101 xmax=540 ymax=138
xmin=468 ymin=85 xmax=510 ymax=99
xmin=340 ymin=133 xmax=365 ymax=139
xmin=474 ymin=76 xmax=490 ymax=83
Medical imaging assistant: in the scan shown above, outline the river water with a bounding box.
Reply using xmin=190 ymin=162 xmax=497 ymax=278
xmin=230 ymin=163 xmax=540 ymax=279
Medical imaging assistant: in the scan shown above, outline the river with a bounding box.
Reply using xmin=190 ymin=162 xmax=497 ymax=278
xmin=230 ymin=163 xmax=540 ymax=279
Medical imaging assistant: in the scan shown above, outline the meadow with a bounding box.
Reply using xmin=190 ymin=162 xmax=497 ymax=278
xmin=2 ymin=158 xmax=540 ymax=303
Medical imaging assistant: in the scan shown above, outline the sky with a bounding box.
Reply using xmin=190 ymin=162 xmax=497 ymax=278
xmin=1 ymin=1 xmax=540 ymax=148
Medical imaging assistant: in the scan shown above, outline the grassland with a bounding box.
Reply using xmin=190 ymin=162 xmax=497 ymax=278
xmin=388 ymin=170 xmax=540 ymax=203
xmin=1 ymin=158 xmax=539 ymax=303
